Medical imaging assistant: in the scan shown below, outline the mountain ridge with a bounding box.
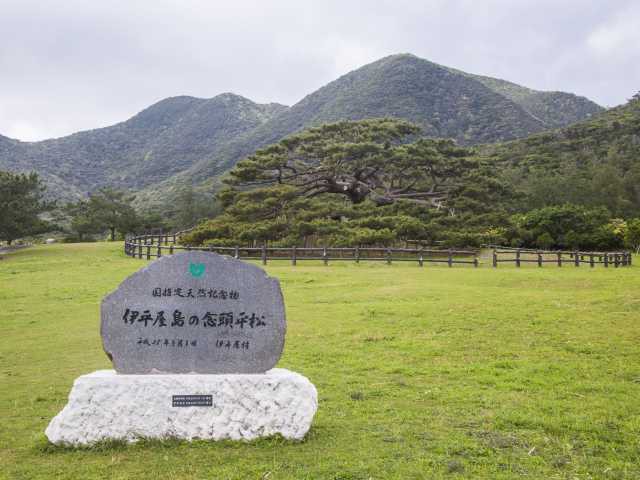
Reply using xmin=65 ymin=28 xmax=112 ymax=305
xmin=132 ymin=54 xmax=603 ymax=207
xmin=0 ymin=93 xmax=288 ymax=201
xmin=0 ymin=53 xmax=604 ymax=206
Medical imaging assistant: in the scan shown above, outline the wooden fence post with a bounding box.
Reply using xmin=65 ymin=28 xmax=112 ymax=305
xmin=120 ymin=238 xmax=635 ymax=270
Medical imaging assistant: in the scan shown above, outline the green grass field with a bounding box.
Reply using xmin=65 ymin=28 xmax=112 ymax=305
xmin=1 ymin=243 xmax=639 ymax=479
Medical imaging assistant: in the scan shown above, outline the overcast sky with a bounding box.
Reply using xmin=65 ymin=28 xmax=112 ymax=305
xmin=1 ymin=0 xmax=639 ymax=141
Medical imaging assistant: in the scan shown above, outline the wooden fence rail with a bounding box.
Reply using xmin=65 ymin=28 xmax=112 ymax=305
xmin=123 ymin=233 xmax=479 ymax=267
xmin=123 ymin=234 xmax=632 ymax=268
xmin=488 ymin=247 xmax=632 ymax=268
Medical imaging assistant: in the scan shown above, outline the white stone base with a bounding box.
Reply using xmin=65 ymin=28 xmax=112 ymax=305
xmin=45 ymin=369 xmax=317 ymax=445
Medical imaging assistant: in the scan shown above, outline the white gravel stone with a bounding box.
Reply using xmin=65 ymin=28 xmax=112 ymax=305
xmin=46 ymin=369 xmax=317 ymax=445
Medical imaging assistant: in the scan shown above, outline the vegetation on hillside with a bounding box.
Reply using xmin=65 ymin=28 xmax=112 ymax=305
xmin=182 ymin=119 xmax=514 ymax=248
xmin=185 ymin=94 xmax=640 ymax=251
xmin=59 ymin=185 xmax=217 ymax=241
xmin=156 ymin=54 xmax=601 ymax=210
xmin=3 ymin=64 xmax=637 ymax=251
xmin=464 ymin=72 xmax=601 ymax=128
xmin=63 ymin=189 xmax=141 ymax=241
xmin=0 ymin=54 xmax=602 ymax=208
xmin=484 ymin=92 xmax=640 ymax=219
xmin=0 ymin=94 xmax=286 ymax=203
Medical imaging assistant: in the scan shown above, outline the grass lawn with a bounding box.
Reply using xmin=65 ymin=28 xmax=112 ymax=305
xmin=1 ymin=242 xmax=639 ymax=479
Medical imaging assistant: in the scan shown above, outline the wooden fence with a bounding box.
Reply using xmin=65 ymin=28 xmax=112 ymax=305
xmin=486 ymin=246 xmax=632 ymax=268
xmin=123 ymin=234 xmax=632 ymax=268
xmin=124 ymin=233 xmax=479 ymax=267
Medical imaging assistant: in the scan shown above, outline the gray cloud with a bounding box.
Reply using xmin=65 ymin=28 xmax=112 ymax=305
xmin=1 ymin=0 xmax=638 ymax=140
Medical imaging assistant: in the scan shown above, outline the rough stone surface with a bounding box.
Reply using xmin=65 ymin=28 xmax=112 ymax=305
xmin=45 ymin=369 xmax=317 ymax=445
xmin=101 ymin=252 xmax=286 ymax=374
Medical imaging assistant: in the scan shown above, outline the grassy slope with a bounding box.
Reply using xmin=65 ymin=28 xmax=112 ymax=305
xmin=1 ymin=243 xmax=639 ymax=479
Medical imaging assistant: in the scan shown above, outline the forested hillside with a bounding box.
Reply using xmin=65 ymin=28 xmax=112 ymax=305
xmin=183 ymin=96 xmax=640 ymax=252
xmin=0 ymin=54 xmax=601 ymax=206
xmin=464 ymin=73 xmax=603 ymax=128
xmin=142 ymin=54 xmax=602 ymax=206
xmin=483 ymin=92 xmax=640 ymax=218
xmin=0 ymin=94 xmax=286 ymax=202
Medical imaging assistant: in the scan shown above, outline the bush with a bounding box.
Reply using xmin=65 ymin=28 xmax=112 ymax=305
xmin=512 ymin=204 xmax=621 ymax=250
xmin=624 ymin=219 xmax=640 ymax=252
xmin=535 ymin=232 xmax=554 ymax=249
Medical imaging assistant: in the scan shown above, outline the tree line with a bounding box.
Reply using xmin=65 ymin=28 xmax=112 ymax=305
xmin=183 ymin=118 xmax=640 ymax=252
xmin=0 ymin=171 xmax=213 ymax=245
xmin=3 ymin=108 xmax=640 ymax=253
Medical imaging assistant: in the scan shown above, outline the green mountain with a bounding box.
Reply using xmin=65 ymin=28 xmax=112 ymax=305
xmin=0 ymin=94 xmax=286 ymax=201
xmin=133 ymin=54 xmax=602 ymax=208
xmin=0 ymin=53 xmax=603 ymax=206
xmin=458 ymin=72 xmax=603 ymax=128
xmin=248 ymin=54 xmax=601 ymax=146
xmin=480 ymin=92 xmax=640 ymax=217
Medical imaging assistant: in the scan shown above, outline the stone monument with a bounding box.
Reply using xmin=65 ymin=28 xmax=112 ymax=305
xmin=46 ymin=252 xmax=317 ymax=445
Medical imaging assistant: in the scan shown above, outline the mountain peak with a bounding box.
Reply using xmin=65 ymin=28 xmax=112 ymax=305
xmin=213 ymin=91 xmax=250 ymax=101
xmin=0 ymin=52 xmax=605 ymax=207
